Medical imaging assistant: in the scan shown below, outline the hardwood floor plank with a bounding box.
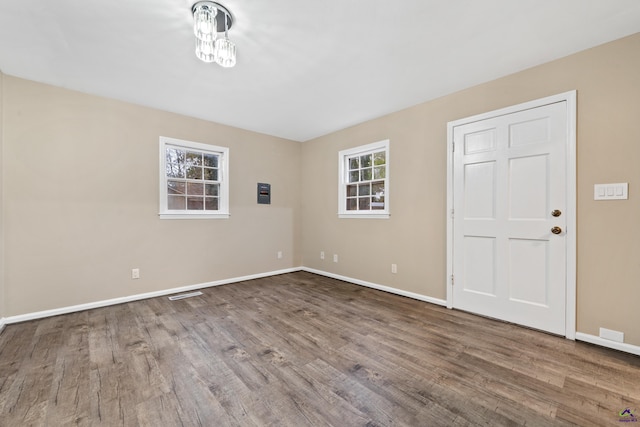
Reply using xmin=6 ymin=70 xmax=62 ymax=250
xmin=1 ymin=271 xmax=639 ymax=426
xmin=554 ymin=375 xmax=640 ymax=426
xmin=1 ymin=325 xmax=64 ymax=425
xmin=304 ymin=358 xmax=420 ymax=426
xmin=135 ymin=393 xmax=194 ymax=427
xmin=44 ymin=312 xmax=92 ymax=426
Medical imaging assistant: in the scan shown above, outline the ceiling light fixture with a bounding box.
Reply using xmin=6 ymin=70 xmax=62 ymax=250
xmin=192 ymin=1 xmax=236 ymax=67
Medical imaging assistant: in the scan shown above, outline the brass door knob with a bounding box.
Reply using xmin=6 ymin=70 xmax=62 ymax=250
xmin=551 ymin=226 xmax=562 ymax=235
xmin=551 ymin=210 xmax=562 ymax=217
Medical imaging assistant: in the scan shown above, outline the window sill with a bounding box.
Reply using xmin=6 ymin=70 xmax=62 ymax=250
xmin=159 ymin=212 xmax=230 ymax=220
xmin=338 ymin=213 xmax=390 ymax=219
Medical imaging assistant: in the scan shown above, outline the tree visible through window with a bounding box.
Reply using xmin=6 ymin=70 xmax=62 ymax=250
xmin=159 ymin=137 xmax=229 ymax=219
xmin=338 ymin=140 xmax=390 ymax=218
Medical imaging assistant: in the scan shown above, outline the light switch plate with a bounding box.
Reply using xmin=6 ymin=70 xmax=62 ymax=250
xmin=594 ymin=183 xmax=628 ymax=200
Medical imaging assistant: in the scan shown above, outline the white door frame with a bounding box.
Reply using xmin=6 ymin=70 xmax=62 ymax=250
xmin=446 ymin=91 xmax=577 ymax=340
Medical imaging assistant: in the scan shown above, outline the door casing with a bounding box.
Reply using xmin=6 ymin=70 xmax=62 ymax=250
xmin=446 ymin=91 xmax=577 ymax=339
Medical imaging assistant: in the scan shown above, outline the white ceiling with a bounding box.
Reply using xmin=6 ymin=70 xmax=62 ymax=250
xmin=1 ymin=1 xmax=640 ymax=142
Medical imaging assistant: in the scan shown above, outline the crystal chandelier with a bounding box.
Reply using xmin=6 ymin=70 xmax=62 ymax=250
xmin=191 ymin=1 xmax=236 ymax=67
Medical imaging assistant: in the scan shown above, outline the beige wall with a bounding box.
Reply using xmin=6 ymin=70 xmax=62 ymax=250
xmin=2 ymin=76 xmax=301 ymax=316
xmin=301 ymin=33 xmax=640 ymax=345
xmin=0 ymin=70 xmax=4 ymax=320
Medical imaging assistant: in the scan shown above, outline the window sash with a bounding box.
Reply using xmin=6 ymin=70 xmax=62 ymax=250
xmin=338 ymin=140 xmax=389 ymax=219
xmin=159 ymin=137 xmax=229 ymax=219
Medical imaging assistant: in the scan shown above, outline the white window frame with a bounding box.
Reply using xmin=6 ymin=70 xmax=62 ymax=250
xmin=338 ymin=139 xmax=390 ymax=219
xmin=159 ymin=136 xmax=230 ymax=219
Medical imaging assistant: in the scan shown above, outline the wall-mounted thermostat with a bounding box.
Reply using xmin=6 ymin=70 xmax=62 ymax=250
xmin=257 ymin=183 xmax=271 ymax=204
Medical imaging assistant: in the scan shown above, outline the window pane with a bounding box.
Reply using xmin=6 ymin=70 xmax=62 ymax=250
xmin=358 ymin=183 xmax=370 ymax=196
xmin=374 ymin=151 xmax=385 ymax=165
xmin=186 ymin=151 xmax=202 ymax=166
xmin=187 ymin=182 xmax=204 ymax=195
xmin=203 ymin=153 xmax=218 ymax=167
xmin=372 ymin=199 xmax=385 ymax=210
xmin=372 ymin=181 xmax=384 ymax=196
xmin=361 ymin=168 xmax=372 ymax=181
xmin=205 ymin=183 xmax=219 ymax=196
xmin=203 ymin=168 xmax=218 ymax=181
xmin=372 ymin=182 xmax=385 ymax=209
xmin=349 ymin=157 xmax=359 ymax=170
xmin=168 ymin=195 xmax=186 ymax=210
xmin=349 ymin=171 xmax=360 ymax=183
xmin=167 ymin=181 xmax=186 ymax=195
xmin=205 ymin=197 xmax=219 ymax=211
xmin=187 ymin=197 xmax=204 ymax=210
xmin=186 ymin=166 xmax=202 ymax=180
xmin=359 ymin=197 xmax=370 ymax=210
xmin=360 ymin=154 xmax=372 ymax=168
xmin=166 ymin=163 xmax=185 ymax=178
xmin=166 ymin=148 xmax=185 ymax=164
xmin=374 ymin=166 xmax=385 ymax=179
xmin=346 ymin=198 xmax=358 ymax=210
xmin=347 ymin=184 xmax=358 ymax=197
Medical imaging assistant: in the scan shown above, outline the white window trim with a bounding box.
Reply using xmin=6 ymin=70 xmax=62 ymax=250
xmin=338 ymin=139 xmax=390 ymax=219
xmin=159 ymin=136 xmax=230 ymax=219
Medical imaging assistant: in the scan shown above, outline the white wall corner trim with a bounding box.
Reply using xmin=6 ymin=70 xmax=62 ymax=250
xmin=575 ymin=332 xmax=640 ymax=357
xmin=301 ymin=267 xmax=447 ymax=307
xmin=4 ymin=268 xmax=301 ymax=325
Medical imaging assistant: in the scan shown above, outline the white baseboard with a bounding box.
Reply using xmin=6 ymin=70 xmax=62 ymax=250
xmin=4 ymin=267 xmax=301 ymax=325
xmin=575 ymin=332 xmax=640 ymax=356
xmin=301 ymin=267 xmax=447 ymax=307
xmin=5 ymin=268 xmax=639 ymax=358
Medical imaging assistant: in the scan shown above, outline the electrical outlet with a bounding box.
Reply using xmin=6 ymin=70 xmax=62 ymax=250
xmin=277 ymin=251 xmax=283 ymax=259
xmin=391 ymin=264 xmax=397 ymax=274
xmin=333 ymin=254 xmax=338 ymax=263
xmin=320 ymin=251 xmax=325 ymax=260
xmin=131 ymin=268 xmax=140 ymax=279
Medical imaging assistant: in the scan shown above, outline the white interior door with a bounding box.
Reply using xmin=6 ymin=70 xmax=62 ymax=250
xmin=449 ymin=97 xmax=573 ymax=335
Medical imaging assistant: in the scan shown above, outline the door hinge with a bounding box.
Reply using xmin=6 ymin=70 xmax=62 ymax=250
xmin=452 ymin=141 xmax=455 ymax=152
xmin=450 ymin=208 xmax=454 ymax=219
xmin=451 ymin=274 xmax=454 ymax=286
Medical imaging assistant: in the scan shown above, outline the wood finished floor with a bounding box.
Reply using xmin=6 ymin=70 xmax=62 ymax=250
xmin=1 ymin=272 xmax=639 ymax=426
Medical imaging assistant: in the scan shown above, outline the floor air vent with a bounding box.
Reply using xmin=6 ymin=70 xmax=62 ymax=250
xmin=168 ymin=291 xmax=203 ymax=301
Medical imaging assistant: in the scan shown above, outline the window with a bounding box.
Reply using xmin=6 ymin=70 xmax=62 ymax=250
xmin=159 ymin=136 xmax=229 ymax=219
xmin=338 ymin=140 xmax=389 ymax=219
